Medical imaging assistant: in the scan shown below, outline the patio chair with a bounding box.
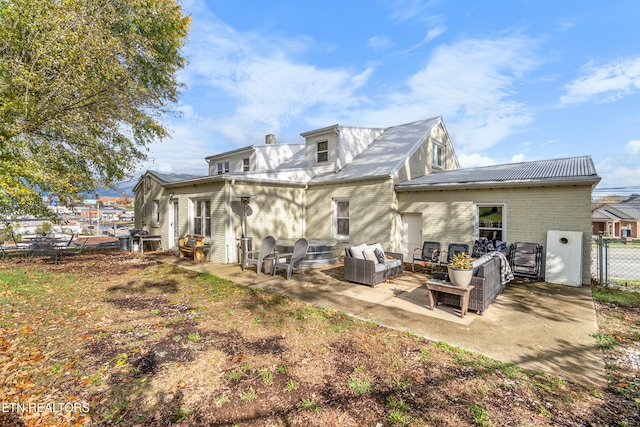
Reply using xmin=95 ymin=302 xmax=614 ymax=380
xmin=272 ymin=238 xmax=309 ymax=280
xmin=58 ymin=237 xmax=89 ymax=260
xmin=412 ymin=241 xmax=441 ymax=272
xmin=242 ymin=235 xmax=276 ymax=275
xmin=29 ymin=237 xmax=60 ymax=264
xmin=508 ymin=242 xmax=543 ymax=281
xmin=440 ymin=243 xmax=470 ymax=266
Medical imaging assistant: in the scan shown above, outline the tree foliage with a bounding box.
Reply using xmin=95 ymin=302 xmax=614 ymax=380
xmin=0 ymin=0 xmax=190 ymax=219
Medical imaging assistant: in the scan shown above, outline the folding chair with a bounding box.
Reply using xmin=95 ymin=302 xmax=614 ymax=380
xmin=509 ymin=242 xmax=543 ymax=281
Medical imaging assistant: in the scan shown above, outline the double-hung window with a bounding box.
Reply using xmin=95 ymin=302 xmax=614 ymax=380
xmin=243 ymin=158 xmax=250 ymax=171
xmin=334 ymin=199 xmax=349 ymax=239
xmin=317 ymin=141 xmax=328 ymax=163
xmin=194 ymin=200 xmax=211 ymax=237
xmin=476 ymin=204 xmax=505 ymax=242
xmin=217 ymin=161 xmax=230 ymax=175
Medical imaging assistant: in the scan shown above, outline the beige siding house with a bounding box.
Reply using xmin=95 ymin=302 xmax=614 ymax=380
xmin=134 ymin=116 xmax=600 ymax=284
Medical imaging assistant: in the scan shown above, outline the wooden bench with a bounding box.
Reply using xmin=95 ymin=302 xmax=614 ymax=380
xmin=178 ymin=235 xmax=207 ymax=262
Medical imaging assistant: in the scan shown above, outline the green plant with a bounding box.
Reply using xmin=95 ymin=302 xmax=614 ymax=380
xmin=284 ymin=379 xmax=299 ymax=392
xmin=469 ymin=404 xmax=491 ymax=426
xmin=228 ymin=370 xmax=243 ymax=381
xmin=299 ymin=398 xmax=320 ymax=412
xmin=448 ymin=252 xmax=473 ymax=269
xmin=348 ymin=376 xmax=372 ymax=394
xmin=259 ymin=370 xmax=273 ymax=385
xmin=240 ymin=387 xmax=257 ymax=402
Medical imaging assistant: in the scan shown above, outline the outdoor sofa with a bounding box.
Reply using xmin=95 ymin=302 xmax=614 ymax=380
xmin=344 ymin=243 xmax=404 ymax=287
xmin=437 ymin=253 xmax=508 ymax=315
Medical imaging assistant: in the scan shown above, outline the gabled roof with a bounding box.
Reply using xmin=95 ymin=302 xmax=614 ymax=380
xmin=396 ymin=156 xmax=600 ymax=190
xmin=133 ymin=170 xmax=204 ymax=192
xmin=593 ymin=197 xmax=640 ymax=221
xmin=311 ymin=117 xmax=444 ymax=184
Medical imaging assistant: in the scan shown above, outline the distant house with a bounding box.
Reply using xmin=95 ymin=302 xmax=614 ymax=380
xmin=592 ymin=197 xmax=640 ymax=238
xmin=134 ymin=116 xmax=601 ymax=284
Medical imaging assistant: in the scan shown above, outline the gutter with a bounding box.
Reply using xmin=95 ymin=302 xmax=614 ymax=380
xmin=395 ymin=176 xmax=601 ymax=192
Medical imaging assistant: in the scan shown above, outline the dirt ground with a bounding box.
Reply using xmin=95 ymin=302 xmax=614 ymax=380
xmin=0 ymin=250 xmax=638 ymax=426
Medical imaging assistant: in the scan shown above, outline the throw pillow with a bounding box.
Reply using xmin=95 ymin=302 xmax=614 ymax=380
xmin=374 ymin=248 xmax=385 ymax=263
xmin=349 ymin=243 xmax=368 ymax=260
xmin=363 ymin=249 xmax=378 ymax=262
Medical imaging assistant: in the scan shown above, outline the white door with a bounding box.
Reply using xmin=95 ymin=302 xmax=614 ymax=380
xmin=169 ymin=200 xmax=179 ymax=248
xmin=401 ymin=213 xmax=422 ymax=260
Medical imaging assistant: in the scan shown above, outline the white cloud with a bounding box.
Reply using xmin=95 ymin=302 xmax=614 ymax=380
xmin=179 ymin=9 xmax=372 ymax=147
xmin=626 ymin=140 xmax=640 ymax=155
xmin=368 ymin=36 xmax=392 ymax=50
xmin=594 ymin=157 xmax=640 ymax=195
xmin=560 ymin=56 xmax=640 ymax=105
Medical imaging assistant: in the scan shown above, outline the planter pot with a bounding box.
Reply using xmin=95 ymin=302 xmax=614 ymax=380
xmin=447 ymin=266 xmax=473 ymax=287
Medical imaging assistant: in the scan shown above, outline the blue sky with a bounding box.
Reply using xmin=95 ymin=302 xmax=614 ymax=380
xmin=139 ymin=0 xmax=640 ymax=197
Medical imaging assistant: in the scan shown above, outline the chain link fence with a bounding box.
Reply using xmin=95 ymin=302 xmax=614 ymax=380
xmin=591 ymin=235 xmax=640 ymax=286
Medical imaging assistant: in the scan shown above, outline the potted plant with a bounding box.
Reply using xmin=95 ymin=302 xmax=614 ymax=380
xmin=447 ymin=252 xmax=474 ymax=287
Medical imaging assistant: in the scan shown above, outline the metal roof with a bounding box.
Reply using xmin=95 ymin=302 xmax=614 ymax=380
xmin=397 ymin=155 xmax=600 ymax=190
xmin=310 ymin=117 xmax=442 ymax=184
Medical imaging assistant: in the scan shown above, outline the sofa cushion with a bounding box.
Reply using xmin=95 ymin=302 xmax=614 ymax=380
xmin=374 ymin=248 xmax=385 ymax=263
xmin=187 ymin=238 xmax=195 ymax=248
xmin=349 ymin=243 xmax=367 ymax=260
xmin=385 ymin=259 xmax=402 ymax=270
xmin=363 ymin=249 xmax=378 ymax=262
xmin=374 ymin=262 xmax=389 ymax=273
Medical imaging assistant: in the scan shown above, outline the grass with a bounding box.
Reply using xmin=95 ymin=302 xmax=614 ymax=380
xmin=0 ymin=251 xmax=638 ymax=426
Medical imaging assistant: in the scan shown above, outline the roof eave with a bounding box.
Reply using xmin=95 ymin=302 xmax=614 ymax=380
xmin=396 ymin=176 xmax=601 ymax=192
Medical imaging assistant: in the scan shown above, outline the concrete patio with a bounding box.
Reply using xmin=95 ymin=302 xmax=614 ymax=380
xmin=148 ymin=254 xmax=607 ymax=387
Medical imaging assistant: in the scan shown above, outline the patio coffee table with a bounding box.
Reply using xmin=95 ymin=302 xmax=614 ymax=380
xmin=425 ymin=278 xmax=475 ymax=318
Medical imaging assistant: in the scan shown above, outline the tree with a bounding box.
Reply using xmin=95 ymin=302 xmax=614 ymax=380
xmin=0 ymin=0 xmax=190 ymax=220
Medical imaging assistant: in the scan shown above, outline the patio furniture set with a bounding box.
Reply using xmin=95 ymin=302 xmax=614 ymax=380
xmin=1 ymin=234 xmax=88 ymax=264
xmin=241 ymin=236 xmax=310 ymax=280
xmin=238 ymin=235 xmax=542 ymax=317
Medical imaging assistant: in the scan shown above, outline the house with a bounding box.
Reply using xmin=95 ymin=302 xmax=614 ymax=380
xmin=134 ymin=116 xmax=601 ymax=284
xmin=592 ymin=197 xmax=640 ymax=238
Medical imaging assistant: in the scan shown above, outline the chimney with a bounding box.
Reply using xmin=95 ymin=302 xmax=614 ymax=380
xmin=265 ymin=134 xmax=276 ymax=145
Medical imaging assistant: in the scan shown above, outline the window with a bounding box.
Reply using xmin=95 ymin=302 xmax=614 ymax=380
xmin=432 ymin=142 xmax=444 ymax=168
xmin=152 ymin=200 xmax=160 ymax=225
xmin=243 ymin=158 xmax=250 ymax=171
xmin=317 ymin=141 xmax=328 ymax=163
xmin=217 ymin=161 xmax=229 ymax=174
xmin=477 ymin=205 xmax=505 ymax=242
xmin=194 ymin=200 xmax=211 ymax=237
xmin=334 ymin=200 xmax=349 ymax=239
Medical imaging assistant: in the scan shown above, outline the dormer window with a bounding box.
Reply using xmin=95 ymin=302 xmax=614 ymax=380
xmin=317 ymin=141 xmax=328 ymax=163
xmin=217 ymin=161 xmax=230 ymax=174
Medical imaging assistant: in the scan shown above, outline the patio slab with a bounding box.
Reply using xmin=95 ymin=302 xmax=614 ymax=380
xmin=148 ymin=255 xmax=606 ymax=387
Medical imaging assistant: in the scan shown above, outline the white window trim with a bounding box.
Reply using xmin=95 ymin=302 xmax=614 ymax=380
xmin=192 ymin=199 xmax=211 ymax=237
xmin=432 ymin=141 xmax=444 ymax=168
xmin=333 ymin=198 xmax=349 ymax=240
xmin=317 ymin=140 xmax=328 ymax=163
xmin=474 ymin=203 xmax=506 ymax=242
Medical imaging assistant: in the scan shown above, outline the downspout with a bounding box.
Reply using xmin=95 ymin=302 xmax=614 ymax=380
xmin=302 ymin=184 xmax=308 ymax=237
xmin=228 ymin=179 xmax=235 ymax=263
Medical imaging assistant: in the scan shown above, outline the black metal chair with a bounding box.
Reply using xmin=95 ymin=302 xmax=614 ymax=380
xmin=412 ymin=241 xmax=441 ymax=272
xmin=440 ymin=243 xmax=470 ymax=266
